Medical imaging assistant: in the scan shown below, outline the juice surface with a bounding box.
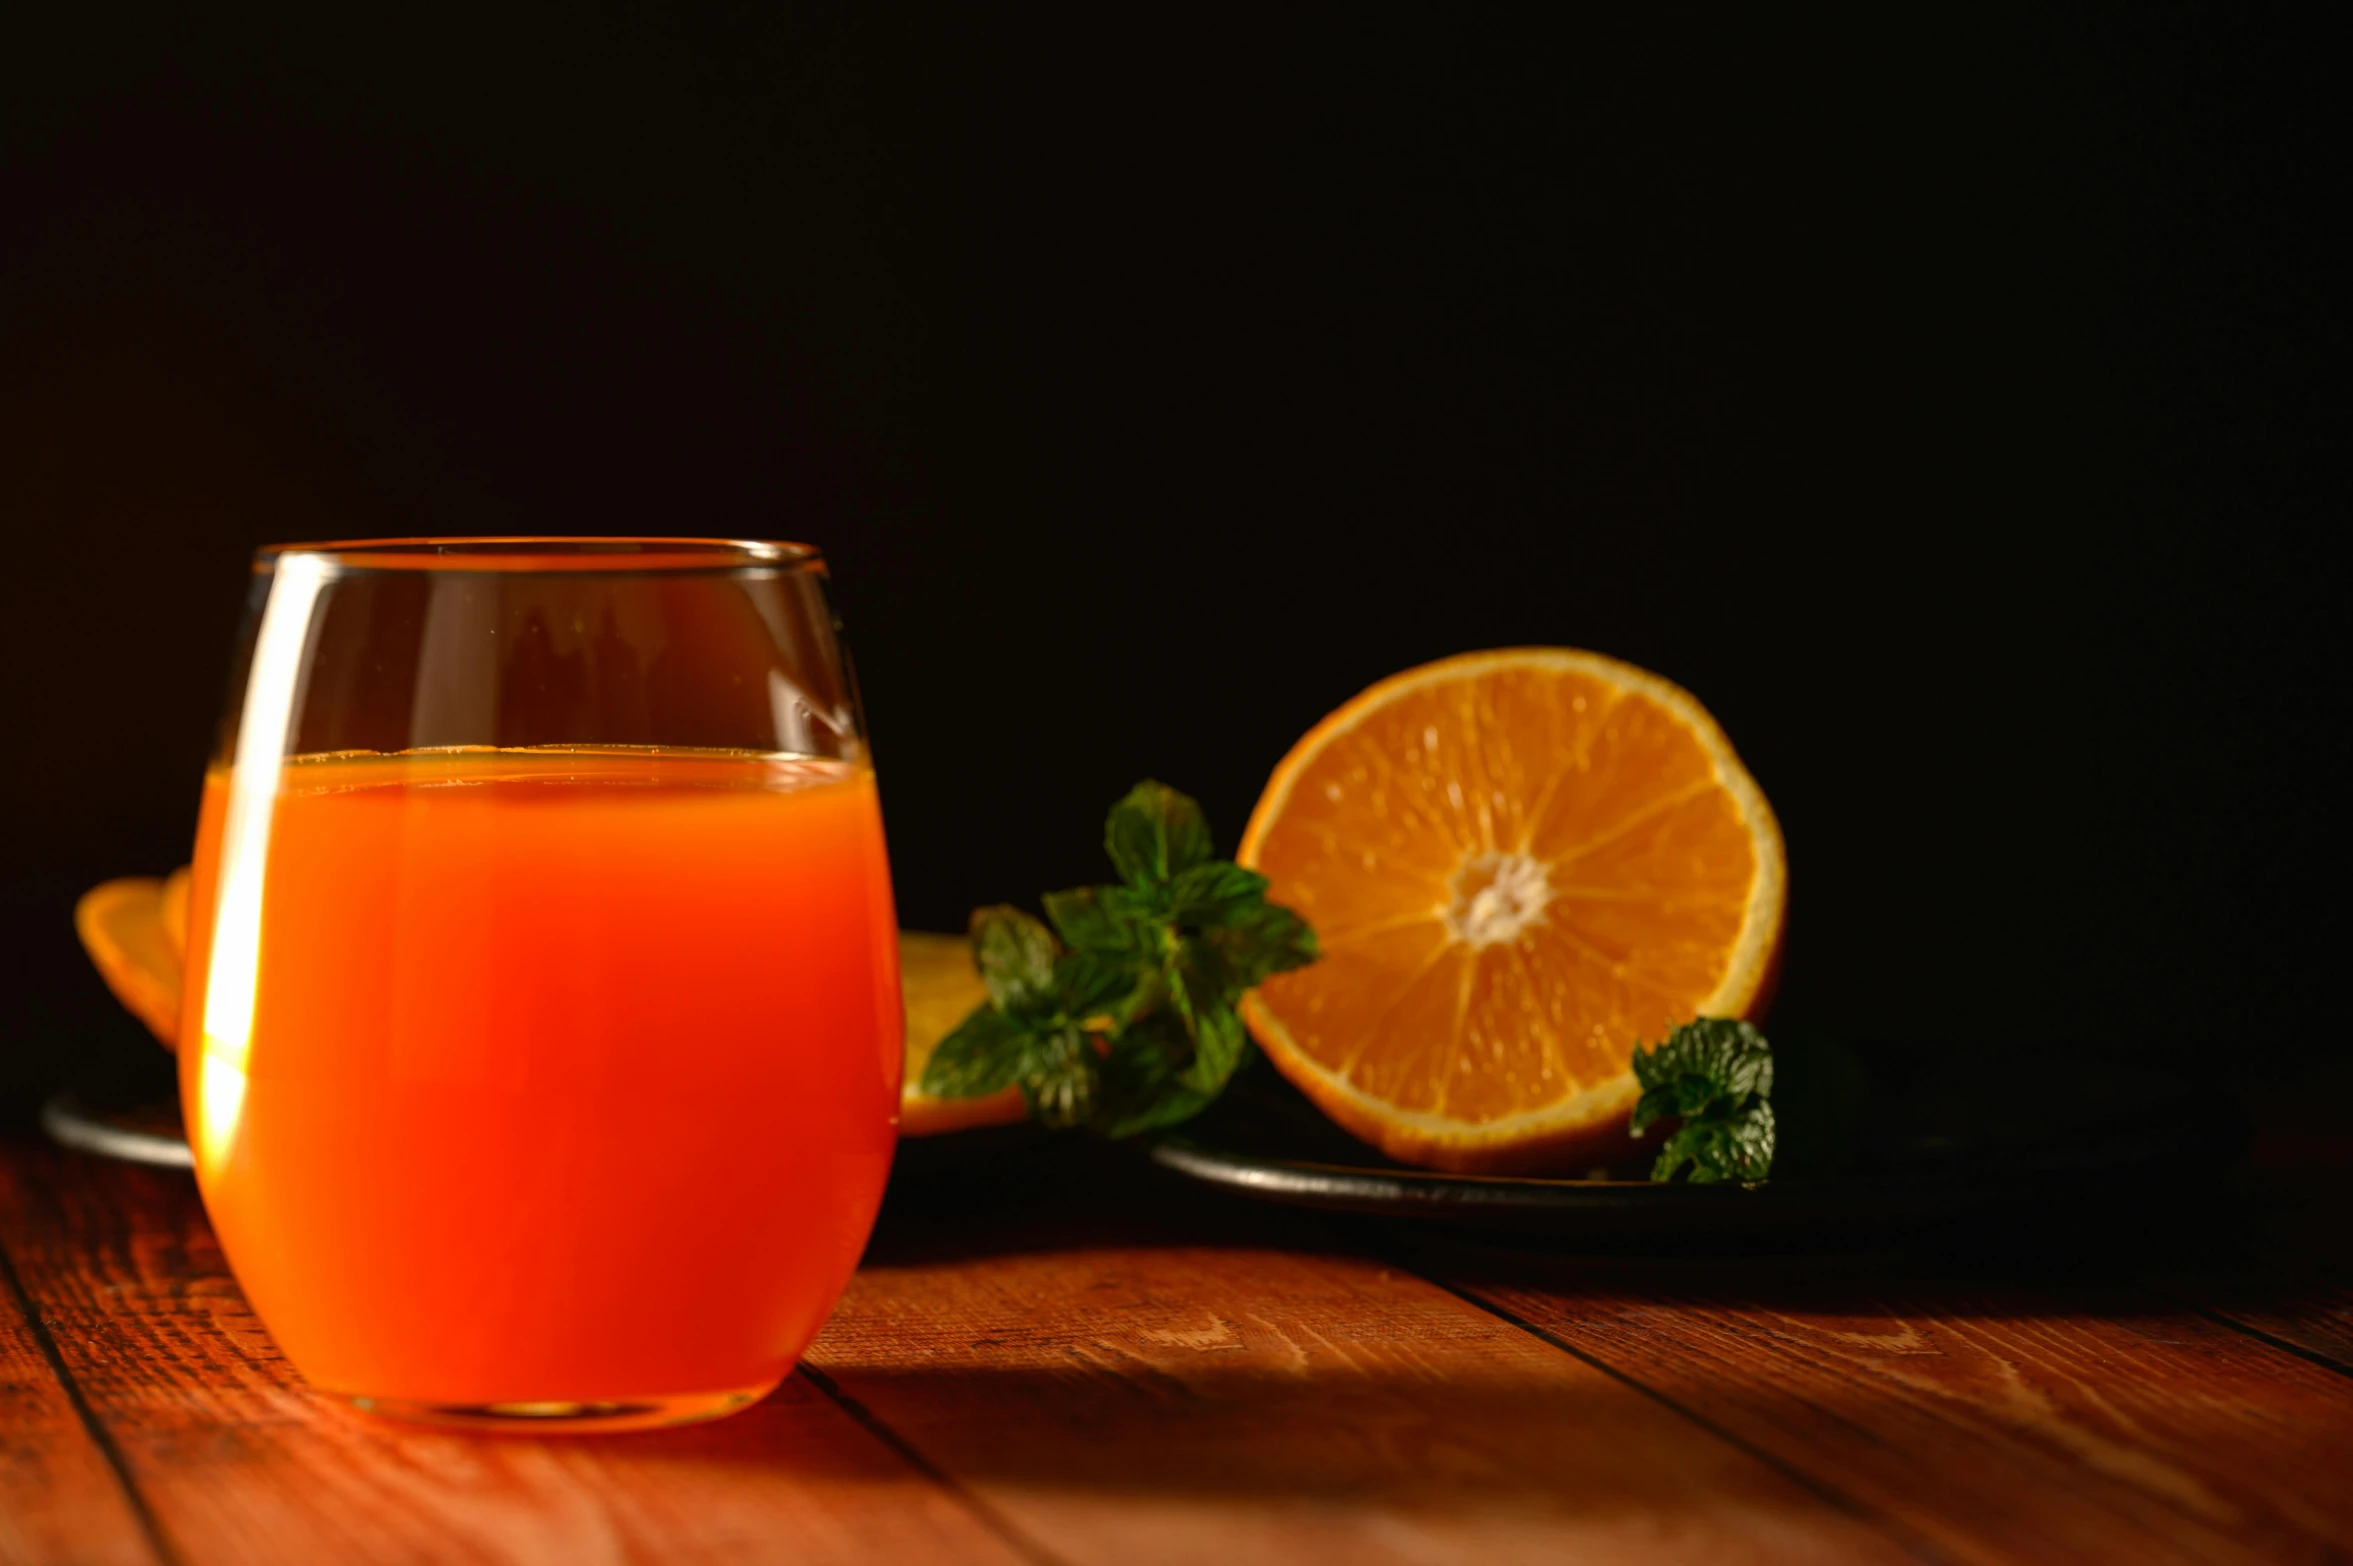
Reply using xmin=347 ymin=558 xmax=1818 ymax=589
xmin=179 ymin=748 xmax=901 ymax=1406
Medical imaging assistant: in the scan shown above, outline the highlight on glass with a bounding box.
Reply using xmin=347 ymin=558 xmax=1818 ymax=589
xmin=179 ymin=538 xmax=901 ymax=1432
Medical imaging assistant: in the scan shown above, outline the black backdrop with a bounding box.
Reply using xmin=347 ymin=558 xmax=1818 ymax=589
xmin=1 ymin=6 xmax=2338 ymax=1116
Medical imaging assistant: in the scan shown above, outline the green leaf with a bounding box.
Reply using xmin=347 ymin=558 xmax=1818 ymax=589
xmin=1098 ymin=881 xmax=1172 ymax=925
xmin=1105 ymin=781 xmax=1214 ymax=889
xmin=1094 ymin=1014 xmax=1206 ymax=1137
xmin=936 ymin=780 xmax=1320 ymax=1139
xmin=1103 ymin=964 xmax=1166 ymax=1032
xmin=970 ymin=905 xmax=1059 ymax=1017
xmin=1177 ymin=1003 xmax=1250 ymax=1095
xmin=1652 ymin=1101 xmax=1776 ymax=1184
xmin=1020 ymin=1026 xmax=1101 ymax=1131
xmin=1631 ymin=1017 xmax=1778 ymax=1185
xmin=1632 ymin=1017 xmax=1772 ymax=1103
xmin=1717 ymin=1100 xmax=1776 ymax=1182
xmin=1168 ymin=937 xmax=1239 ymax=1033
xmin=1042 ymin=886 xmax=1153 ymax=957
xmin=1168 ymin=861 xmax=1270 ymax=923
xmin=919 ymin=1005 xmax=1030 ymax=1100
xmin=1052 ymin=950 xmax=1141 ymax=1020
xmin=1103 ymin=1081 xmax=1219 ymax=1138
xmin=1202 ymin=901 xmax=1319 ymax=988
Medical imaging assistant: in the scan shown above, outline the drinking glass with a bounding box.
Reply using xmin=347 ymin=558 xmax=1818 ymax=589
xmin=179 ymin=538 xmax=900 ymax=1432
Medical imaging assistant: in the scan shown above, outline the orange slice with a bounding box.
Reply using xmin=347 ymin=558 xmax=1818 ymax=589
xmin=75 ymin=872 xmax=1022 ymax=1137
xmin=75 ymin=876 xmax=185 ymax=1047
xmin=897 ymin=931 xmax=1028 ymax=1136
xmin=1237 ymin=648 xmax=1785 ymax=1174
xmin=158 ymin=864 xmax=191 ymax=957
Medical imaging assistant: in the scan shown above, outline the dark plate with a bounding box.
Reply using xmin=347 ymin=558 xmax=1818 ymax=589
xmin=42 ymin=1090 xmax=194 ymax=1169
xmin=1148 ymin=1037 xmax=2239 ymax=1241
xmin=40 ymin=1077 xmax=1051 ymax=1183
xmin=49 ymin=1038 xmax=2233 ymax=1246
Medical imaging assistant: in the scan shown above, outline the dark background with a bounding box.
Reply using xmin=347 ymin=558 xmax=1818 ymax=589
xmin=1 ymin=5 xmax=2338 ymax=1116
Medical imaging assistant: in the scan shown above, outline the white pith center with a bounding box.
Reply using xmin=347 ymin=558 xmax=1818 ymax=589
xmin=1445 ymin=852 xmax=1553 ymax=948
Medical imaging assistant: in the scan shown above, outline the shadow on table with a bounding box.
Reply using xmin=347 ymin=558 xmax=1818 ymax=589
xmin=749 ymin=1344 xmax=2348 ymax=1561
xmin=877 ymin=1051 xmax=2353 ymax=1311
xmin=869 ymin=1156 xmax=2353 ymax=1420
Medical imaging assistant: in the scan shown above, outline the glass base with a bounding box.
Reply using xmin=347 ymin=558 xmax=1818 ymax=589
xmin=330 ymin=1381 xmax=778 ymax=1434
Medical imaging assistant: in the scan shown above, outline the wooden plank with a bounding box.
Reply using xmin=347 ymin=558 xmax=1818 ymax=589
xmin=804 ymin=1181 xmax=1918 ymax=1566
xmin=2189 ymin=1283 xmax=2353 ymax=1375
xmin=1423 ymin=1245 xmax=2353 ymax=1566
xmin=0 ymin=1141 xmax=1033 ymax=1566
xmin=0 ymin=1196 xmax=160 ymax=1566
xmin=2162 ymin=1108 xmax=2353 ymax=1374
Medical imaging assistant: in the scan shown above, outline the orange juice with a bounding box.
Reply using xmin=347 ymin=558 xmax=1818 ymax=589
xmin=179 ymin=747 xmax=900 ymax=1421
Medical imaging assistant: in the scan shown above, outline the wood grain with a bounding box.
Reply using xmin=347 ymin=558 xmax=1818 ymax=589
xmin=0 ymin=1213 xmax=158 ymax=1566
xmin=0 ymin=1142 xmax=1032 ymax=1566
xmin=2163 ymin=1118 xmax=2353 ymax=1375
xmin=805 ymin=1196 xmax=1918 ymax=1566
xmin=2192 ymin=1284 xmax=2353 ymax=1375
xmin=1424 ymin=1246 xmax=2353 ymax=1566
xmin=15 ymin=1120 xmax=2353 ymax=1566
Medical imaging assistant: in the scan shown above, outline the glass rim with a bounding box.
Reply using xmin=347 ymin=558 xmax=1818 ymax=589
xmin=252 ymin=537 xmax=824 ymax=574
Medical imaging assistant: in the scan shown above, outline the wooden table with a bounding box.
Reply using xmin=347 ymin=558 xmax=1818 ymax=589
xmin=5 ymin=1124 xmax=2350 ymax=1565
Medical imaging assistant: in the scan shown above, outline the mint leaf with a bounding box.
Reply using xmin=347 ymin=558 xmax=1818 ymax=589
xmin=1041 ymin=886 xmax=1147 ymax=957
xmin=971 ymin=905 xmax=1058 ymax=1017
xmin=1103 ymin=1081 xmax=1218 ymax=1139
xmin=919 ymin=1006 xmax=1029 ymax=1100
xmin=1051 ymin=950 xmax=1141 ymax=1020
xmin=1097 ymin=1015 xmax=1213 ymax=1137
xmin=1020 ymin=1025 xmax=1100 ymax=1131
xmin=1201 ymin=901 xmax=1318 ymax=987
xmin=1653 ymin=1100 xmax=1776 ymax=1184
xmin=1095 ymin=882 xmax=1167 ymax=926
xmin=1168 ymin=861 xmax=1270 ymax=922
xmin=1631 ymin=1018 xmax=1777 ymax=1184
xmin=1177 ymin=1003 xmax=1249 ymax=1095
xmin=1105 ymin=781 xmax=1214 ymax=889
xmin=924 ymin=781 xmax=1317 ymax=1139
xmin=1631 ymin=1018 xmax=1771 ymax=1133
xmin=1167 ymin=935 xmax=1235 ymax=1028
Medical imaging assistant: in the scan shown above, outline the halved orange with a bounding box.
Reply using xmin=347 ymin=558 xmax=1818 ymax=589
xmin=1237 ymin=648 xmax=1785 ymax=1174
xmin=74 ymin=870 xmax=1024 ymax=1138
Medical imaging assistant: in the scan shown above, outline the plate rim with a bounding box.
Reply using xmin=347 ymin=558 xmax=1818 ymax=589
xmin=41 ymin=1091 xmax=197 ymax=1170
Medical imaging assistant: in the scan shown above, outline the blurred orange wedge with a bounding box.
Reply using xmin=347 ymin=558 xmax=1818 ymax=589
xmin=75 ymin=872 xmax=188 ymax=1046
xmin=74 ymin=871 xmax=1023 ymax=1138
xmin=895 ymin=931 xmax=1028 ymax=1136
xmin=1237 ymin=648 xmax=1785 ymax=1175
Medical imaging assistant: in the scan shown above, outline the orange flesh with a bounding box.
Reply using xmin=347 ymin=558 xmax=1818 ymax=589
xmin=179 ymin=748 xmax=900 ymax=1405
xmin=897 ymin=931 xmax=1027 ymax=1135
xmin=1241 ymin=653 xmax=1779 ymax=1163
xmin=74 ymin=878 xmax=183 ymax=1045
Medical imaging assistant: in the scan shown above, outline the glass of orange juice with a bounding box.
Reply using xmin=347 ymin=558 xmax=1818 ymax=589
xmin=178 ymin=538 xmax=901 ymax=1432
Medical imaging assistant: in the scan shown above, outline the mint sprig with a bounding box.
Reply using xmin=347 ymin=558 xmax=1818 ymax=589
xmin=1630 ymin=1018 xmax=1777 ymax=1184
xmin=920 ymin=781 xmax=1319 ymax=1136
